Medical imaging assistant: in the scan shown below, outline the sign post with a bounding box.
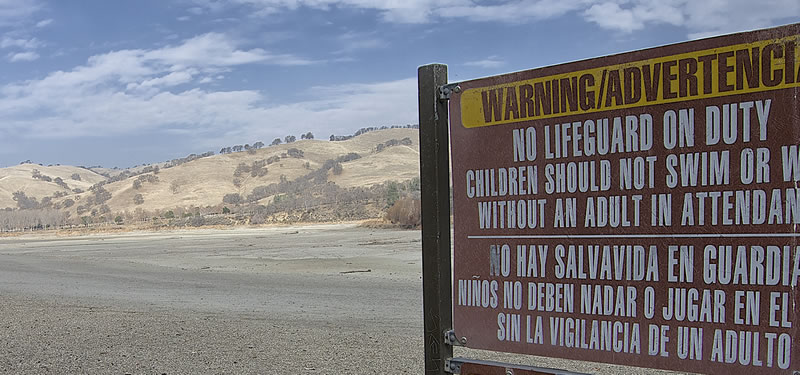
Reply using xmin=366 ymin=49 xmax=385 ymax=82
xmin=419 ymin=63 xmax=454 ymax=375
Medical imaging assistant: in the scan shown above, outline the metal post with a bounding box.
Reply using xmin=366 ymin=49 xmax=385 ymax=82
xmin=418 ymin=63 xmax=453 ymax=375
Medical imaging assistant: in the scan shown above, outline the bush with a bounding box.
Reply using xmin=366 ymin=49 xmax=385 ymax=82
xmin=133 ymin=194 xmax=144 ymax=205
xmin=385 ymin=197 xmax=421 ymax=228
xmin=287 ymin=148 xmax=304 ymax=158
xmin=223 ymin=193 xmax=242 ymax=205
xmin=187 ymin=215 xmax=205 ymax=227
xmin=336 ymin=153 xmax=360 ymax=163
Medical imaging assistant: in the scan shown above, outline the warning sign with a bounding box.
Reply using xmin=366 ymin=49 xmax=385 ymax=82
xmin=448 ymin=24 xmax=800 ymax=374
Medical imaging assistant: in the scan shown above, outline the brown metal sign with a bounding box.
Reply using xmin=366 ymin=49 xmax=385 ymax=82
xmin=453 ymin=358 xmax=585 ymax=375
xmin=449 ymin=24 xmax=800 ymax=374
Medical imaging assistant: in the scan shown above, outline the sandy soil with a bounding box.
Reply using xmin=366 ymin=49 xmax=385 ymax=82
xmin=0 ymin=224 xmax=688 ymax=374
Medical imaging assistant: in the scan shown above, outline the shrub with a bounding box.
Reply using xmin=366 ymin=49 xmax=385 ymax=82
xmin=287 ymin=148 xmax=304 ymax=158
xmin=385 ymin=197 xmax=421 ymax=228
xmin=187 ymin=215 xmax=205 ymax=227
xmin=336 ymin=153 xmax=360 ymax=163
xmin=234 ymin=162 xmax=250 ymax=177
xmin=223 ymin=193 xmax=242 ymax=205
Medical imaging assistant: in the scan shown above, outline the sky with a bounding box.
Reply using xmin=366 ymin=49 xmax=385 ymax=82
xmin=0 ymin=0 xmax=797 ymax=168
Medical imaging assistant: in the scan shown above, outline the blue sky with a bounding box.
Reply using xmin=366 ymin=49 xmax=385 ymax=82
xmin=0 ymin=0 xmax=797 ymax=168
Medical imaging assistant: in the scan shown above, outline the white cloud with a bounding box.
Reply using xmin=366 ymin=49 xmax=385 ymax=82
xmin=1 ymin=36 xmax=41 ymax=49
xmin=683 ymin=0 xmax=800 ymax=39
xmin=7 ymin=51 xmax=38 ymax=62
xmin=464 ymin=56 xmax=505 ymax=69
xmin=191 ymin=0 xmax=800 ymax=38
xmin=335 ymin=31 xmax=385 ymax=54
xmin=0 ymin=32 xmax=392 ymax=146
xmin=187 ymin=6 xmax=205 ymax=15
xmin=145 ymin=32 xmax=313 ymax=66
xmin=35 ymin=18 xmax=52 ymax=27
xmin=217 ymin=78 xmax=419 ymax=145
xmin=582 ymin=0 xmax=798 ymax=37
xmin=0 ymin=0 xmax=42 ymax=26
xmin=439 ymin=0 xmax=585 ymax=23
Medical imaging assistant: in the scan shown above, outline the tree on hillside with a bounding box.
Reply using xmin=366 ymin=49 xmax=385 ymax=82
xmin=133 ymin=194 xmax=144 ymax=205
xmin=71 ymin=173 xmax=81 ymax=181
xmin=253 ymin=141 xmax=265 ymax=149
xmin=12 ymin=191 xmax=39 ymax=210
xmin=271 ymin=138 xmax=282 ymax=146
xmin=284 ymin=135 xmax=296 ymax=143
xmin=301 ymin=132 xmax=314 ymax=140
xmin=53 ymin=177 xmax=70 ymax=189
xmin=91 ymin=185 xmax=112 ymax=205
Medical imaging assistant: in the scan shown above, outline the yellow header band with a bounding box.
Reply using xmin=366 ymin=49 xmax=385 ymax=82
xmin=460 ymin=36 xmax=800 ymax=128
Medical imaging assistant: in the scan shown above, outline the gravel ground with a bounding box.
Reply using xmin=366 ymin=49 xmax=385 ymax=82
xmin=0 ymin=224 xmax=689 ymax=374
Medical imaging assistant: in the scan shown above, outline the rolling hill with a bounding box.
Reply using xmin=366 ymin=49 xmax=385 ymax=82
xmin=0 ymin=128 xmax=421 ymax=228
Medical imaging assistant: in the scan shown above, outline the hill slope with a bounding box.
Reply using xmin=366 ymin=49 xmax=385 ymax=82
xmin=0 ymin=128 xmax=421 ymax=226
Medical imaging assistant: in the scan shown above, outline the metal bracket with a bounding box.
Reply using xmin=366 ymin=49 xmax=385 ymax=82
xmin=439 ymin=83 xmax=462 ymax=101
xmin=445 ymin=358 xmax=462 ymax=374
xmin=444 ymin=329 xmax=465 ymax=346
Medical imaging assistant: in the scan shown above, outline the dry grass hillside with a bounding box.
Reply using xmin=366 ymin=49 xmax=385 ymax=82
xmin=0 ymin=164 xmax=106 ymax=209
xmin=0 ymin=128 xmax=421 ymax=227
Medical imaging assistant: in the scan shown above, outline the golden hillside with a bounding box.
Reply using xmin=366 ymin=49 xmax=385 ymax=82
xmin=0 ymin=128 xmax=420 ymax=226
xmin=0 ymin=164 xmax=106 ymax=209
